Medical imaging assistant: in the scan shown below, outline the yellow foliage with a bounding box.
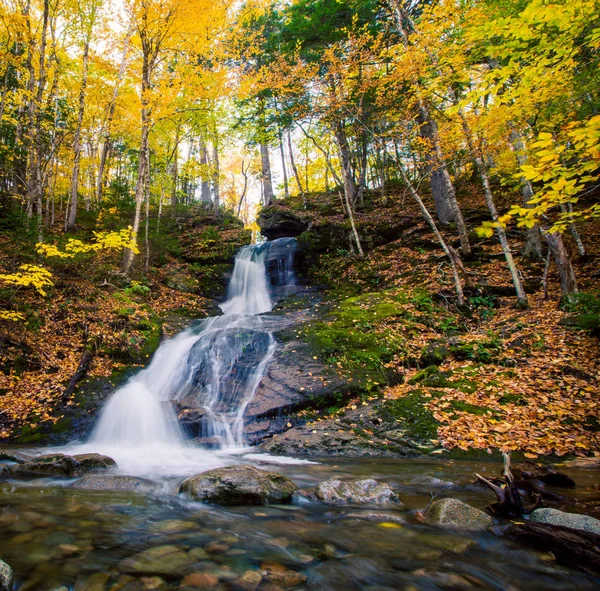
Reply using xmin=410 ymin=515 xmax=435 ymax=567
xmin=0 ymin=264 xmax=54 ymax=297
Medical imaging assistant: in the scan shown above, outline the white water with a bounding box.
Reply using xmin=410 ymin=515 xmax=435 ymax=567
xmin=60 ymin=241 xmax=296 ymax=477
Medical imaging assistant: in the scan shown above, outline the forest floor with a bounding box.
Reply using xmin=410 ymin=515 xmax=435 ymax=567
xmin=259 ymin=184 xmax=600 ymax=460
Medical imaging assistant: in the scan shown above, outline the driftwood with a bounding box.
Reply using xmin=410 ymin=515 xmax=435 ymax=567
xmin=476 ymin=453 xmax=578 ymax=517
xmin=476 ymin=453 xmax=526 ymax=518
xmin=62 ymin=348 xmax=94 ymax=401
xmin=506 ymin=523 xmax=600 ymax=576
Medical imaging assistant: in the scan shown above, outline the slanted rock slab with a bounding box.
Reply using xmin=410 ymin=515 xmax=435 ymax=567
xmin=424 ymin=498 xmax=492 ymax=530
xmin=314 ymin=478 xmax=401 ymax=505
xmin=531 ymin=508 xmax=600 ymax=535
xmin=179 ymin=465 xmax=298 ymax=505
xmin=0 ymin=559 xmax=12 ymax=591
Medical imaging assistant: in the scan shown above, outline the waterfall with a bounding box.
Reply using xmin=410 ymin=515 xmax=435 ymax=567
xmin=61 ymin=239 xmax=295 ymax=476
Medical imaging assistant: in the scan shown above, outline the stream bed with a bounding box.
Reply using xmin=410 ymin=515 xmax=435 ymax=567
xmin=1 ymin=454 xmax=599 ymax=590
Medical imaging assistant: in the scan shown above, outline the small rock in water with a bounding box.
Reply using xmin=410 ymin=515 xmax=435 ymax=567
xmin=204 ymin=541 xmax=230 ymax=554
xmin=424 ymin=498 xmax=492 ymax=530
xmin=562 ymin=457 xmax=600 ymax=469
xmin=6 ymin=453 xmax=82 ymax=478
xmin=72 ymin=475 xmax=154 ymax=491
xmin=187 ymin=547 xmax=209 ymax=561
xmin=74 ymin=572 xmax=110 ymax=591
xmin=0 ymin=559 xmax=13 ymax=591
xmin=180 ymin=572 xmax=219 ymax=588
xmin=153 ymin=520 xmax=197 ymax=534
xmin=314 ymin=478 xmax=401 ymax=505
xmin=233 ymin=570 xmax=262 ymax=591
xmin=140 ymin=577 xmax=167 ymax=590
xmin=119 ymin=545 xmax=195 ymax=577
xmin=179 ymin=465 xmax=298 ymax=505
xmin=530 ymin=508 xmax=600 ymax=534
xmin=260 ymin=562 xmax=307 ymax=588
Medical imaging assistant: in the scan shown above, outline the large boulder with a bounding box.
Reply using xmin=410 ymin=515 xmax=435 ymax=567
xmin=424 ymin=498 xmax=492 ymax=530
xmin=314 ymin=478 xmax=401 ymax=505
xmin=71 ymin=475 xmax=154 ymax=491
xmin=531 ymin=508 xmax=600 ymax=535
xmin=258 ymin=206 xmax=309 ymax=241
xmin=179 ymin=465 xmax=298 ymax=505
xmin=0 ymin=559 xmax=12 ymax=591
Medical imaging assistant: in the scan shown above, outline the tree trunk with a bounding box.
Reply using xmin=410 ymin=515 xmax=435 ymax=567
xmin=66 ymin=35 xmax=91 ymax=231
xmin=97 ymin=30 xmax=130 ymax=205
xmin=462 ymin=117 xmax=528 ymax=306
xmin=510 ymin=129 xmax=543 ymax=258
xmin=543 ymin=231 xmax=578 ymax=297
xmin=287 ymin=131 xmax=305 ymax=203
xmin=260 ymin=142 xmax=274 ymax=205
xmin=170 ymin=128 xmax=179 ymax=217
xmin=278 ymin=127 xmax=289 ymax=199
xmin=198 ymin=138 xmax=211 ymax=206
xmin=334 ymin=121 xmax=357 ymax=205
xmin=122 ymin=53 xmax=151 ymax=275
xmin=399 ymin=163 xmax=465 ymax=306
xmin=212 ymin=140 xmax=220 ymax=213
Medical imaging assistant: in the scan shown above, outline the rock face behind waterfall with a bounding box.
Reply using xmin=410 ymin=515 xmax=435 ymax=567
xmin=180 ymin=465 xmax=298 ymax=505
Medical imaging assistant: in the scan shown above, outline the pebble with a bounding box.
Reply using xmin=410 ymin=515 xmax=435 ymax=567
xmin=204 ymin=541 xmax=230 ymax=554
xmin=233 ymin=570 xmax=262 ymax=591
xmin=180 ymin=572 xmax=219 ymax=588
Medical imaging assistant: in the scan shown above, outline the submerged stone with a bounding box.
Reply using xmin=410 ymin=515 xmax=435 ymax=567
xmin=179 ymin=465 xmax=298 ymax=505
xmin=119 ymin=545 xmax=195 ymax=577
xmin=424 ymin=498 xmax=492 ymax=530
xmin=314 ymin=478 xmax=401 ymax=505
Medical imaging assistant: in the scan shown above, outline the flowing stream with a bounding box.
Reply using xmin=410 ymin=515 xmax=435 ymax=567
xmin=59 ymin=239 xmax=295 ymax=476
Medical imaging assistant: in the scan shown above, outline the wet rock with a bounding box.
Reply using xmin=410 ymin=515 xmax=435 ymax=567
xmin=531 ymin=508 xmax=600 ymax=535
xmin=140 ymin=577 xmax=167 ymax=590
xmin=314 ymin=478 xmax=401 ymax=505
xmin=153 ymin=520 xmax=197 ymax=534
xmin=424 ymin=498 xmax=492 ymax=530
xmin=0 ymin=450 xmax=33 ymax=464
xmin=343 ymin=511 xmax=405 ymax=525
xmin=119 ymin=545 xmax=195 ymax=577
xmin=204 ymin=541 xmax=229 ymax=554
xmin=245 ymin=339 xmax=353 ymax=445
xmin=72 ymin=475 xmax=154 ymax=491
xmin=258 ymin=206 xmax=309 ymax=241
xmin=233 ymin=570 xmax=262 ymax=591
xmin=180 ymin=466 xmax=298 ymax=505
xmin=6 ymin=453 xmax=82 ymax=477
xmin=187 ymin=548 xmax=209 ymax=561
xmin=0 ymin=559 xmax=12 ymax=591
xmin=180 ymin=572 xmax=219 ymax=588
xmin=562 ymin=457 xmax=600 ymax=469
xmin=260 ymin=562 xmax=307 ymax=588
xmin=72 ymin=453 xmax=117 ymax=471
xmin=74 ymin=572 xmax=110 ymax=591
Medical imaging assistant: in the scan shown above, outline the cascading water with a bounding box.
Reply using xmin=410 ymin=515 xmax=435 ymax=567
xmin=61 ymin=239 xmax=295 ymax=476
